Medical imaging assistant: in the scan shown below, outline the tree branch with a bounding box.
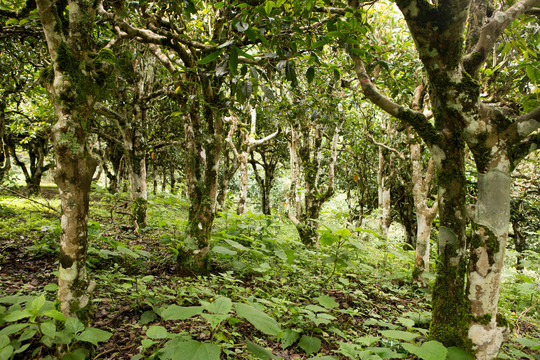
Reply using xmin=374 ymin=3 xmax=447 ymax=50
xmin=350 ymin=52 xmax=438 ymax=147
xmin=511 ymin=132 xmax=540 ymax=167
xmin=463 ymin=0 xmax=540 ymax=76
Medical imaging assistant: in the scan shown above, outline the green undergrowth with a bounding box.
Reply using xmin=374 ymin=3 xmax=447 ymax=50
xmin=1 ymin=188 xmax=539 ymax=359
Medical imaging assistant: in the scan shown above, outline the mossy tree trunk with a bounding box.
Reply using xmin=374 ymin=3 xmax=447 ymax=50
xmin=180 ymin=103 xmax=224 ymax=273
xmin=352 ymin=0 xmax=540 ymax=357
xmin=35 ymin=0 xmax=111 ymax=317
xmin=377 ymin=146 xmax=392 ymax=238
xmin=287 ymin=122 xmax=339 ymax=246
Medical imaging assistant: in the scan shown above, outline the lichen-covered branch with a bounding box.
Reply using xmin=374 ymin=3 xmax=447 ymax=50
xmin=351 ymin=53 xmax=438 ymax=147
xmin=463 ymin=0 xmax=540 ymax=76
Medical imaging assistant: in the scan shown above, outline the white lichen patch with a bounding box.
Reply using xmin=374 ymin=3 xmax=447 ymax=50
xmin=59 ymin=261 xmax=78 ymax=282
xmin=494 ymin=11 xmax=508 ymax=24
xmin=61 ymin=215 xmax=68 ymax=229
xmin=473 ymin=247 xmax=490 ymax=277
xmin=517 ymin=119 xmax=539 ymax=137
xmin=468 ymin=323 xmax=505 ymax=360
xmin=438 ymin=226 xmax=457 ymax=254
xmin=476 ymin=170 xmax=511 ymax=237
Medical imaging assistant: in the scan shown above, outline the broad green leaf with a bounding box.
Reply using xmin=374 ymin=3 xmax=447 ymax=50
xmin=31 ymin=295 xmax=46 ymax=311
xmin=445 ymin=346 xmax=474 ymax=360
xmin=211 ymin=246 xmax=237 ymax=256
xmin=357 ymin=335 xmax=379 ymax=346
xmin=319 ymin=231 xmax=337 ymax=246
xmin=306 ymin=66 xmax=315 ymax=83
xmin=305 ymin=305 xmax=328 ymax=313
xmin=0 ymin=323 xmax=29 ymax=336
xmin=310 ymin=357 xmax=338 ymax=360
xmin=397 ymin=317 xmax=415 ymax=328
xmin=201 ymin=313 xmax=230 ymax=328
xmin=5 ymin=18 xmax=18 ymax=26
xmin=161 ymin=305 xmax=204 ymax=321
xmin=160 ymin=339 xmax=220 ymax=360
xmin=18 ymin=328 xmax=37 ymax=342
xmin=116 ymin=245 xmax=140 ymax=258
xmin=229 ymin=47 xmax=239 ymax=76
xmin=366 ymin=346 xmax=405 ymax=358
xmin=281 ymin=329 xmax=300 ymax=349
xmin=315 ymin=295 xmax=339 ymax=309
xmin=43 ymin=309 xmax=66 ymax=322
xmin=246 ymin=340 xmax=281 ymax=359
xmin=402 ymin=341 xmax=447 ymax=360
xmin=0 ymin=335 xmax=9 ymax=349
xmin=335 ymin=228 xmax=351 ymax=237
xmin=196 ymin=50 xmax=224 ymax=65
xmin=146 ymin=325 xmax=169 ymax=339
xmin=65 ymin=317 xmax=85 ymax=334
xmin=298 ymin=335 xmax=321 ymax=355
xmin=526 ymin=65 xmax=538 ymax=85
xmin=380 ymin=330 xmax=420 ymax=342
xmin=77 ymin=328 xmax=113 ymax=346
xmin=204 ymin=297 xmax=232 ymax=314
xmin=41 ymin=322 xmax=56 ymax=338
xmin=235 ymin=303 xmax=281 ymax=336
xmin=3 ymin=310 xmax=32 ymax=322
xmin=139 ymin=310 xmax=157 ymax=325
xmin=515 ymin=337 xmax=540 ymax=349
xmin=0 ymin=345 xmax=13 ymax=360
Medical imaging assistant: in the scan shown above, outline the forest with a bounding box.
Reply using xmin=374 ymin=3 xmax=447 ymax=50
xmin=0 ymin=0 xmax=539 ymax=359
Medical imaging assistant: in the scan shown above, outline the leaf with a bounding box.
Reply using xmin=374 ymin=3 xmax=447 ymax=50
xmin=211 ymin=246 xmax=237 ymax=256
xmin=526 ymin=64 xmax=538 ymax=85
xmin=3 ymin=310 xmax=32 ymax=322
xmin=147 ymin=325 xmax=170 ymax=339
xmin=515 ymin=337 xmax=540 ymax=349
xmin=43 ymin=309 xmax=66 ymax=322
xmin=357 ymin=335 xmax=379 ymax=347
xmin=298 ymin=335 xmax=321 ymax=355
xmin=31 ymin=295 xmax=46 ymax=311
xmin=0 ymin=324 xmax=29 ymax=336
xmin=41 ymin=322 xmax=56 ymax=338
xmin=285 ymin=61 xmax=298 ymax=88
xmin=139 ymin=310 xmax=157 ymax=325
xmin=159 ymin=339 xmax=220 ymax=360
xmin=310 ymin=357 xmax=338 ymax=360
xmin=196 ymin=50 xmax=224 ymax=65
xmin=204 ymin=297 xmax=232 ymax=314
xmin=401 ymin=341 xmax=447 ymax=360
xmin=201 ymin=313 xmax=230 ymax=328
xmin=445 ymin=346 xmax=474 ymax=360
xmin=77 ymin=328 xmax=113 ymax=346
xmin=161 ymin=305 xmax=204 ymax=321
xmin=379 ymin=330 xmax=420 ymax=342
xmin=306 ymin=66 xmax=315 ymax=83
xmin=5 ymin=18 xmax=18 ymax=26
xmin=315 ymin=295 xmax=339 ymax=309
xmin=0 ymin=345 xmax=13 ymax=360
xmin=246 ymin=340 xmax=281 ymax=359
xmin=397 ymin=317 xmax=415 ymax=328
xmin=65 ymin=317 xmax=85 ymax=334
xmin=229 ymin=47 xmax=239 ymax=76
xmin=281 ymin=329 xmax=300 ymax=349
xmin=235 ymin=303 xmax=281 ymax=336
xmin=0 ymin=335 xmax=10 ymax=349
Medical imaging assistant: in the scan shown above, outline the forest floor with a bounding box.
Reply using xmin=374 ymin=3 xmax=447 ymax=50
xmin=0 ymin=186 xmax=539 ymax=359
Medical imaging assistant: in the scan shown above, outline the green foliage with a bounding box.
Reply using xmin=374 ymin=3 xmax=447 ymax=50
xmin=0 ymin=294 xmax=111 ymax=359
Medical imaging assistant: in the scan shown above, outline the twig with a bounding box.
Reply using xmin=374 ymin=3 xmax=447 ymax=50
xmin=0 ymin=186 xmax=60 ymax=215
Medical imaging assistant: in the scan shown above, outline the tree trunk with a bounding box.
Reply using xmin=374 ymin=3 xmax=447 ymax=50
xmin=52 ymin=118 xmax=97 ymax=317
xmin=377 ymin=147 xmax=392 ymax=238
xmin=0 ymin=99 xmax=10 ymax=182
xmin=466 ymin=168 xmax=511 ymax=359
xmin=180 ymin=104 xmax=223 ymax=273
xmin=236 ymin=154 xmax=248 ymax=215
